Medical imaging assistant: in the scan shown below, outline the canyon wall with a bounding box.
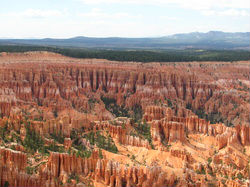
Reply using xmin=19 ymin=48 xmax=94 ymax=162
xmin=0 ymin=52 xmax=249 ymax=187
xmin=0 ymin=52 xmax=249 ymax=126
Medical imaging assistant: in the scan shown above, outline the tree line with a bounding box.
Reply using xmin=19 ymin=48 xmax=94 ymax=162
xmin=0 ymin=45 xmax=249 ymax=62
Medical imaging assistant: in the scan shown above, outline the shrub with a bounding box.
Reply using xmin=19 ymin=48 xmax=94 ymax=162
xmin=101 ymin=96 xmax=129 ymax=117
xmin=68 ymin=172 xmax=79 ymax=184
xmin=131 ymin=155 xmax=136 ymax=160
xmin=196 ymin=165 xmax=206 ymax=175
xmin=134 ymin=121 xmax=152 ymax=145
xmin=88 ymin=98 xmax=98 ymax=110
xmin=98 ymin=149 xmax=103 ymax=159
xmin=45 ymin=141 xmax=65 ymax=153
xmin=70 ymin=129 xmax=78 ymax=140
xmin=50 ymin=131 xmax=64 ymax=144
xmin=167 ymin=99 xmax=173 ymax=108
xmin=186 ymin=103 xmax=192 ymax=110
xmin=237 ymin=173 xmax=243 ymax=180
xmin=131 ymin=104 xmax=143 ymax=122
xmin=33 ymin=116 xmax=43 ymax=121
xmin=4 ymin=181 xmax=9 ymax=187
xmin=0 ymin=123 xmax=9 ymax=142
xmin=25 ymin=166 xmax=35 ymax=175
xmin=53 ymin=109 xmax=58 ymax=118
xmin=23 ymin=125 xmax=44 ymax=153
xmin=84 ymin=131 xmax=118 ymax=154
xmin=208 ymin=171 xmax=214 ymax=176
xmin=207 ymin=157 xmax=212 ymax=164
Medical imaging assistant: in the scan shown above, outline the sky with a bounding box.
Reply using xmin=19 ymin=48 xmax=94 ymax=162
xmin=0 ymin=0 xmax=249 ymax=38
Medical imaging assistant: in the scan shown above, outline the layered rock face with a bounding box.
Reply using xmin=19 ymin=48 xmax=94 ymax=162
xmin=0 ymin=52 xmax=249 ymax=126
xmin=143 ymin=106 xmax=165 ymax=122
xmin=151 ymin=119 xmax=186 ymax=146
xmin=46 ymin=150 xmax=179 ymax=187
xmin=0 ymin=113 xmax=91 ymax=138
xmin=0 ymin=147 xmax=175 ymax=187
xmin=149 ymin=110 xmax=250 ymax=149
xmin=0 ymin=147 xmax=27 ymax=186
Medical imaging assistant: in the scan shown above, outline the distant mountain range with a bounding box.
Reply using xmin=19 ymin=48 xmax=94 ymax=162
xmin=0 ymin=31 xmax=249 ymax=50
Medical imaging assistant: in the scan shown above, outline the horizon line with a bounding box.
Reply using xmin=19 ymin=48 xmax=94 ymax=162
xmin=1 ymin=30 xmax=250 ymax=40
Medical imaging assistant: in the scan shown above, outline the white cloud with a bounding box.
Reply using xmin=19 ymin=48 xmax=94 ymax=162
xmin=220 ymin=9 xmax=250 ymax=16
xmin=160 ymin=16 xmax=180 ymax=21
xmin=22 ymin=9 xmax=62 ymax=18
xmin=202 ymin=9 xmax=250 ymax=17
xmin=78 ymin=8 xmax=141 ymax=19
xmin=78 ymin=0 xmax=250 ymax=9
xmin=2 ymin=9 xmax=63 ymax=19
xmin=201 ymin=10 xmax=216 ymax=16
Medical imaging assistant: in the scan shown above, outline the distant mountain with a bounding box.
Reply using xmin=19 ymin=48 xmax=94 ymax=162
xmin=0 ymin=31 xmax=249 ymax=50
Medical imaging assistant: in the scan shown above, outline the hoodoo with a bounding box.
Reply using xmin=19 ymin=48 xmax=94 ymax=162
xmin=0 ymin=52 xmax=249 ymax=187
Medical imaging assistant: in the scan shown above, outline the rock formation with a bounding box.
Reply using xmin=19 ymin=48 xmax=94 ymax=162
xmin=0 ymin=52 xmax=249 ymax=187
xmin=94 ymin=119 xmax=151 ymax=149
xmin=0 ymin=52 xmax=249 ymax=126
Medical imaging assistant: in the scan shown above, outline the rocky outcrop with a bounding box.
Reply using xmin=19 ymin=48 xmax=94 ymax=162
xmin=0 ymin=147 xmax=30 ymax=187
xmin=45 ymin=150 xmax=99 ymax=180
xmin=170 ymin=149 xmax=193 ymax=162
xmin=0 ymin=113 xmax=92 ymax=138
xmin=236 ymin=124 xmax=250 ymax=146
xmin=0 ymin=147 xmax=98 ymax=187
xmin=44 ymin=150 xmax=176 ymax=187
xmin=99 ymin=161 xmax=176 ymax=187
xmin=151 ymin=119 xmax=186 ymax=146
xmin=225 ymin=180 xmax=249 ymax=187
xmin=143 ymin=105 xmax=195 ymax=122
xmin=94 ymin=119 xmax=150 ymax=149
xmin=0 ymin=147 xmax=27 ymax=171
xmin=143 ymin=106 xmax=165 ymax=122
xmin=149 ymin=113 xmax=250 ymax=150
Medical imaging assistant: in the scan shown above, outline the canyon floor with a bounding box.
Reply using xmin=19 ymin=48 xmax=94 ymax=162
xmin=0 ymin=51 xmax=249 ymax=187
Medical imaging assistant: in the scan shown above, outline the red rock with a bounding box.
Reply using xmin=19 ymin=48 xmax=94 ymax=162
xmin=0 ymin=52 xmax=250 ymax=187
xmin=0 ymin=52 xmax=249 ymax=126
xmin=143 ymin=106 xmax=165 ymax=122
xmin=151 ymin=118 xmax=186 ymax=146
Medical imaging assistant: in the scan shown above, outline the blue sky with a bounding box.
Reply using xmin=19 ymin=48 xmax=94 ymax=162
xmin=0 ymin=0 xmax=249 ymax=38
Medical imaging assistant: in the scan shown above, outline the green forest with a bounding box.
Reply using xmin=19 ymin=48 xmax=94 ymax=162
xmin=0 ymin=45 xmax=249 ymax=62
